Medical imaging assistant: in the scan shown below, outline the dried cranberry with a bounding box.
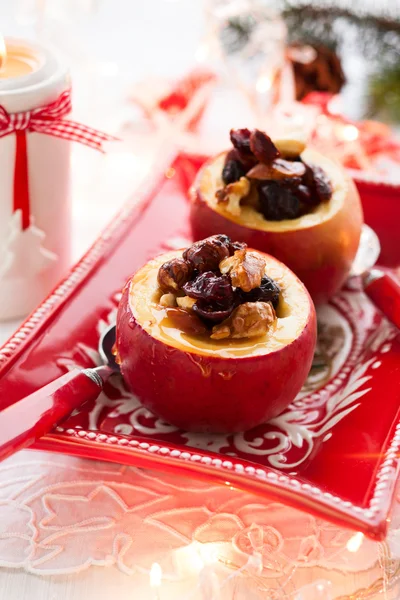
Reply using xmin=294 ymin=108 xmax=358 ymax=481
xmin=239 ymin=275 xmax=280 ymax=308
xmin=183 ymin=235 xmax=231 ymax=272
xmin=222 ymin=159 xmax=246 ymax=185
xmin=230 ymin=128 xmax=253 ymax=157
xmin=183 ymin=272 xmax=234 ymax=306
xmin=312 ymin=165 xmax=332 ymax=202
xmin=225 ymin=148 xmax=242 ymax=162
xmin=258 ymin=181 xmax=302 ymax=221
xmin=249 ymin=130 xmax=280 ymax=164
xmin=193 ymin=300 xmax=234 ymax=324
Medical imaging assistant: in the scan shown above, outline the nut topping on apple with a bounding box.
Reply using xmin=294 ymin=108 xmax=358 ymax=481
xmin=217 ymin=128 xmax=330 ymax=221
xmin=116 ymin=238 xmax=317 ymax=433
xmin=156 ymin=236 xmax=279 ymax=337
xmin=220 ymin=248 xmax=265 ymax=292
xmin=210 ymin=301 xmax=276 ymax=340
xmin=189 ymin=127 xmax=363 ymax=304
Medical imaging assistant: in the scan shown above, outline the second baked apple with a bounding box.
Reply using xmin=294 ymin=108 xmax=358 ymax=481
xmin=189 ymin=128 xmax=363 ymax=304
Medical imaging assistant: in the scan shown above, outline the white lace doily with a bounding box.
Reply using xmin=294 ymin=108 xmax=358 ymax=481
xmin=1 ymin=450 xmax=400 ymax=599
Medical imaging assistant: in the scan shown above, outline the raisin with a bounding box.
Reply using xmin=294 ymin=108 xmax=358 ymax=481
xmin=183 ymin=272 xmax=234 ymax=306
xmin=230 ymin=128 xmax=253 ymax=157
xmin=222 ymin=159 xmax=246 ymax=185
xmin=183 ymin=235 xmax=231 ymax=272
xmin=249 ymin=130 xmax=280 ymax=164
xmin=165 ymin=307 xmax=207 ymax=335
xmin=312 ymin=165 xmax=333 ymax=202
xmin=297 ymin=183 xmax=319 ymax=206
xmin=258 ymin=181 xmax=302 ymax=221
xmin=229 ymin=240 xmax=247 ymax=254
xmin=238 ymin=275 xmax=280 ymax=308
xmin=157 ymin=258 xmax=193 ymax=293
xmin=281 ymin=176 xmax=303 ymax=189
xmin=193 ymin=300 xmax=234 ymax=324
xmin=302 ymin=163 xmax=332 ymax=203
xmin=302 ymin=162 xmax=315 ymax=187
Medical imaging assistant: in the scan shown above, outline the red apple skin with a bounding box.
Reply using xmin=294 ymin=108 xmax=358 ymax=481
xmin=189 ymin=154 xmax=363 ymax=305
xmin=116 ymin=275 xmax=317 ymax=434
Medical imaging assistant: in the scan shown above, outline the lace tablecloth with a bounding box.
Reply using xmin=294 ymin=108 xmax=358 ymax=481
xmin=1 ymin=448 xmax=400 ymax=600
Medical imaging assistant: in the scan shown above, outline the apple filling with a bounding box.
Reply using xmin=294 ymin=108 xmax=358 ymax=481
xmin=216 ymin=128 xmax=333 ymax=221
xmin=155 ymin=235 xmax=280 ymax=341
xmin=129 ymin=238 xmax=311 ymax=358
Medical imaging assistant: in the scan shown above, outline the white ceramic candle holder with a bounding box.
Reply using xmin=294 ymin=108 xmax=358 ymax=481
xmin=0 ymin=38 xmax=71 ymax=321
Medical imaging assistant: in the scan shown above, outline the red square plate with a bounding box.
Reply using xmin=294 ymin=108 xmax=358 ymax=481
xmin=0 ymin=154 xmax=399 ymax=541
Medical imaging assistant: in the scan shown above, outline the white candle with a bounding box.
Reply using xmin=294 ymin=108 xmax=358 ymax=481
xmin=0 ymin=40 xmax=44 ymax=79
xmin=0 ymin=36 xmax=71 ymax=320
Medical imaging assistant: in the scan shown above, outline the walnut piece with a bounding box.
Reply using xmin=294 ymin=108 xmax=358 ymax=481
xmin=215 ymin=176 xmax=250 ymax=216
xmin=246 ymin=159 xmax=305 ymax=180
xmin=220 ymin=249 xmax=265 ymax=292
xmin=211 ymin=301 xmax=276 ymax=340
xmin=176 ymin=295 xmax=196 ymax=310
xmin=160 ymin=292 xmax=177 ymax=307
xmin=274 ymin=138 xmax=306 ymax=159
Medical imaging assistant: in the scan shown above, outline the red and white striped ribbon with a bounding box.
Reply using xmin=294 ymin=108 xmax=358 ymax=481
xmin=0 ymin=89 xmax=118 ymax=229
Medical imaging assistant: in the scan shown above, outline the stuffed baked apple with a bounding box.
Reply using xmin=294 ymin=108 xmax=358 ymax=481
xmin=116 ymin=235 xmax=316 ymax=433
xmin=189 ymin=129 xmax=363 ymax=304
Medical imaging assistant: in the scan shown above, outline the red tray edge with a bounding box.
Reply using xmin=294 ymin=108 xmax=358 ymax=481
xmin=34 ymin=429 xmax=394 ymax=541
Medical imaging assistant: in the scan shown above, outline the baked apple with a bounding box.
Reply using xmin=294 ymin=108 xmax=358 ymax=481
xmin=116 ymin=236 xmax=317 ymax=433
xmin=189 ymin=128 xmax=363 ymax=304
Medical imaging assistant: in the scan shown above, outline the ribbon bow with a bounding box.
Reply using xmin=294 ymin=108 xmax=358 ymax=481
xmin=0 ymin=89 xmax=118 ymax=230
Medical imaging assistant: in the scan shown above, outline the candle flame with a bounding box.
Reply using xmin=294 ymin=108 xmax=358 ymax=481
xmin=0 ymin=35 xmax=6 ymax=71
xmin=150 ymin=562 xmax=162 ymax=588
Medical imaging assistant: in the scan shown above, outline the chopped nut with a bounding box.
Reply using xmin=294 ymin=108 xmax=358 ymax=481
xmin=215 ymin=176 xmax=250 ymax=216
xmin=157 ymin=258 xmax=193 ymax=293
xmin=160 ymin=292 xmax=177 ymax=307
xmin=165 ymin=307 xmax=207 ymax=335
xmin=211 ymin=302 xmax=276 ymax=339
xmin=220 ymin=249 xmax=266 ymax=292
xmin=241 ymin=183 xmax=260 ymax=211
xmin=176 ymin=295 xmax=196 ymax=310
xmin=274 ymin=138 xmax=306 ymax=159
xmin=247 ymin=159 xmax=306 ymax=180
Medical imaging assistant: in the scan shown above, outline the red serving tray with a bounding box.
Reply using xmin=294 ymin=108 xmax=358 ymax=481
xmin=0 ymin=153 xmax=399 ymax=541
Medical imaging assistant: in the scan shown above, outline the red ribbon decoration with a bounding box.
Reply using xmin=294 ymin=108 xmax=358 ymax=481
xmin=0 ymin=89 xmax=118 ymax=230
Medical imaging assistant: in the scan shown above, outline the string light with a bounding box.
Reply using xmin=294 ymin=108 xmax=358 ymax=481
xmin=346 ymin=531 xmax=364 ymax=553
xmin=150 ymin=562 xmax=162 ymax=600
xmin=256 ymin=74 xmax=272 ymax=94
xmin=341 ymin=124 xmax=359 ymax=142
